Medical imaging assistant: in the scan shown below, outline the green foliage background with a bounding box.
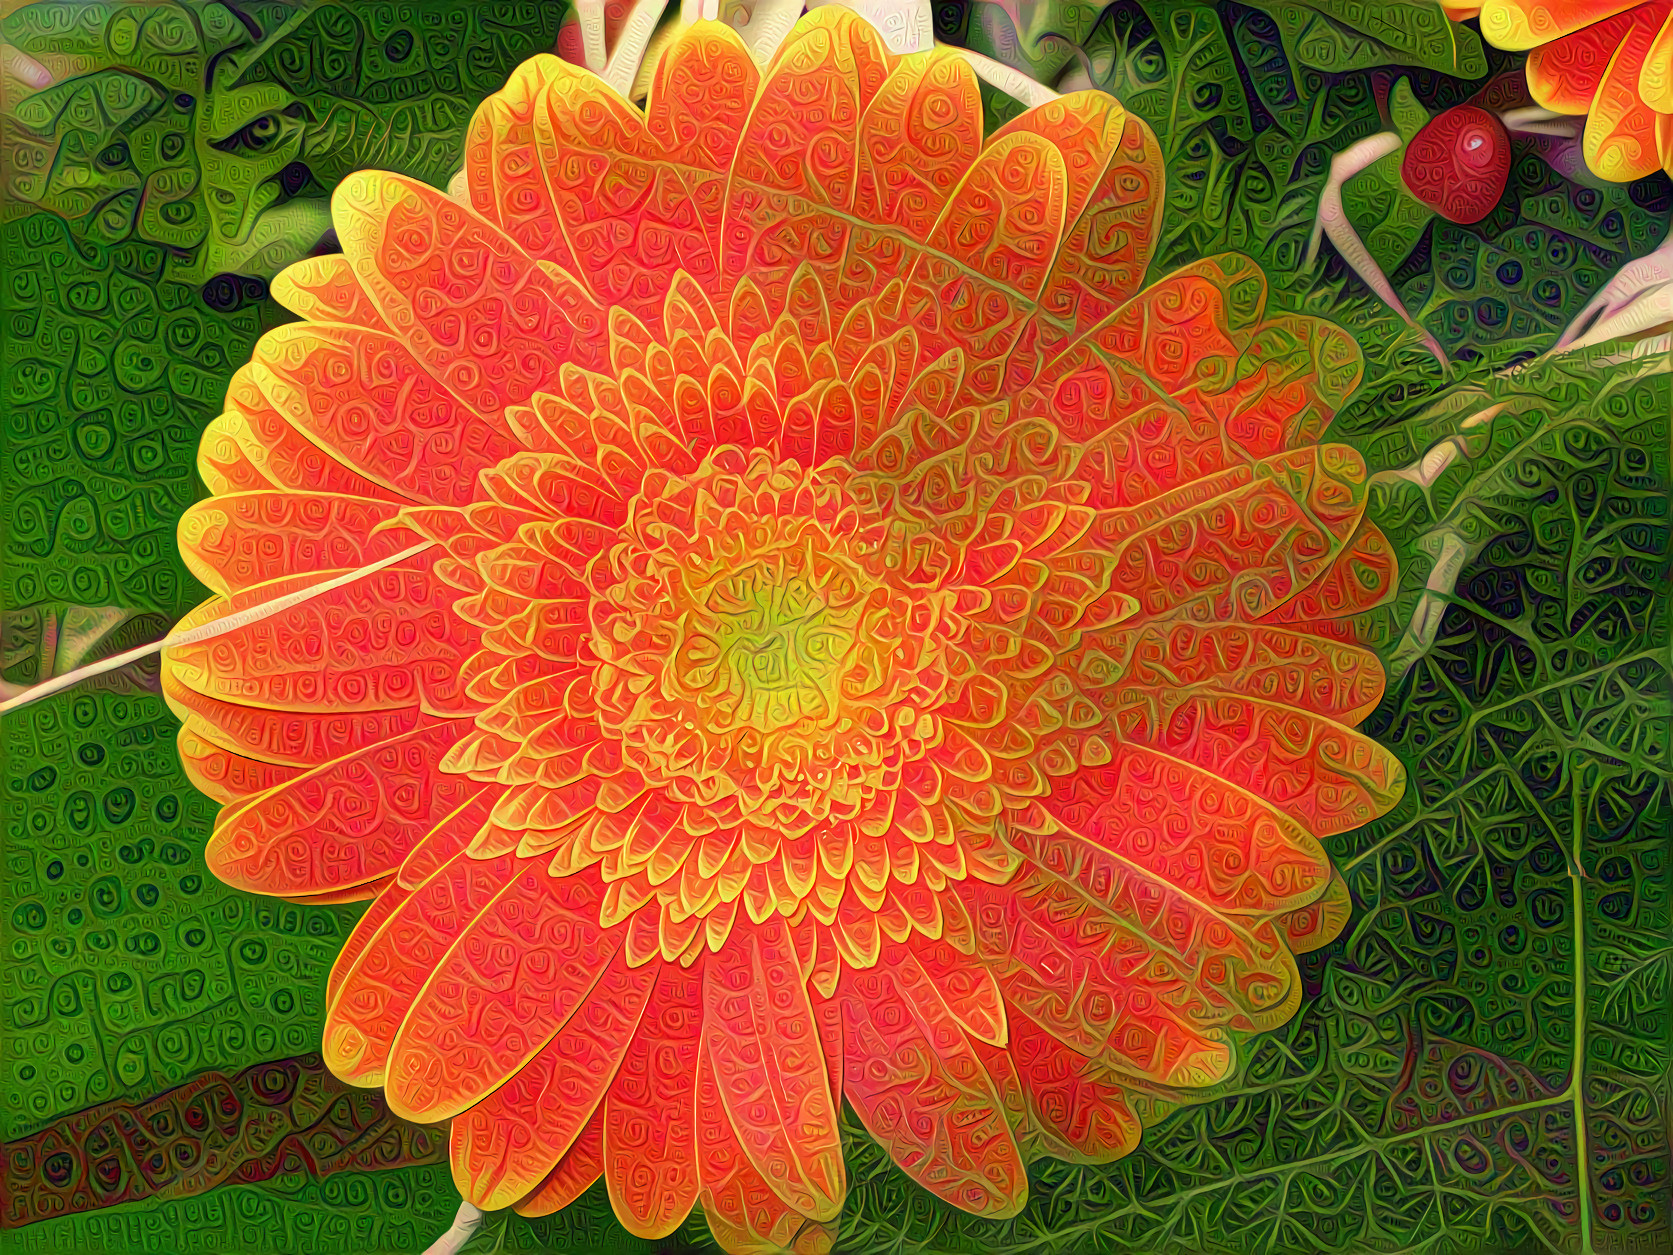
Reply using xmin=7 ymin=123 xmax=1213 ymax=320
xmin=2 ymin=1 xmax=1669 ymax=1252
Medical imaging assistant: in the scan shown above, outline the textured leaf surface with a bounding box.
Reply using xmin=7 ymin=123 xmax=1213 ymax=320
xmin=1 ymin=0 xmax=564 ymax=280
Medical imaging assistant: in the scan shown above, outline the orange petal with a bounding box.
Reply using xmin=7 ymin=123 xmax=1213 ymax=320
xmin=334 ymin=171 xmax=610 ymax=418
xmin=989 ymin=91 xmax=1161 ymax=332
xmin=777 ymin=377 xmax=859 ymax=470
xmin=1585 ymin=5 xmax=1673 ymax=179
xmin=280 ymin=874 xmax=392 ymax=906
xmin=270 ymin=254 xmax=391 ymax=331
xmin=1262 ymin=519 xmax=1397 ymax=625
xmin=530 ymin=61 xmax=721 ymax=321
xmin=249 ymin=324 xmax=524 ymax=508
xmin=1642 ymin=9 xmax=1673 ymax=110
xmin=1035 ymin=742 xmax=1332 ymax=916
xmin=1053 ymin=254 xmax=1267 ymax=414
xmin=464 ymin=55 xmax=584 ymax=272
xmin=1480 ymin=0 xmax=1646 ymax=51
xmin=322 ymin=790 xmax=494 ymax=1007
xmin=477 ymin=449 xmax=633 ymax=525
xmin=846 ymin=323 xmax=920 ymax=446
xmin=325 ymin=875 xmax=416 ymax=1008
xmin=176 ymin=726 xmax=303 ymax=806
xmin=604 ymin=964 xmax=702 ymax=1238
xmin=845 ymin=48 xmax=984 ymax=306
xmin=1526 ymin=7 xmax=1641 ymax=109
xmin=165 ymin=675 xmax=431 ymax=770
xmin=1021 ymin=269 xmax=1361 ymax=513
xmin=1275 ymin=871 xmax=1354 ymax=955
xmin=1102 ymin=622 xmax=1386 ymax=724
xmin=644 ymin=23 xmax=760 ymax=271
xmin=899 ymin=127 xmax=1066 ymax=406
xmin=1091 ymin=447 xmax=1371 ymax=623
xmin=1007 ymin=1008 xmax=1142 ymax=1164
xmin=218 ymin=367 xmax=404 ymax=504
xmin=722 ymin=8 xmax=890 ymax=317
xmin=984 ymin=835 xmax=1303 ymax=1032
xmin=961 ymin=872 xmax=1243 ymax=1086
xmin=702 ymin=918 xmax=844 ymax=1221
xmin=814 ymin=989 xmax=844 ymax=1102
xmin=1124 ymin=694 xmax=1405 ymax=838
xmin=197 ymin=412 xmax=277 ymax=495
xmin=969 ymin=1034 xmax=1093 ymax=1165
xmin=383 ymin=866 xmax=619 ymax=1122
xmin=323 ymin=833 xmax=512 ymax=1086
xmin=907 ymin=934 xmax=1008 ymax=1045
xmin=450 ymin=948 xmax=655 ymax=1210
xmin=177 ymin=492 xmax=415 ymax=596
xmin=513 ymin=1111 xmax=606 ymax=1217
xmin=839 ymin=952 xmax=1027 ymax=1218
xmin=696 ymin=1050 xmax=820 ymax=1255
xmin=205 ymin=725 xmax=484 ymax=897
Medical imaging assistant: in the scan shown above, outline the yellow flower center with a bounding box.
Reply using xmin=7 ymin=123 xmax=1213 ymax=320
xmin=670 ymin=536 xmax=873 ymax=736
xmin=590 ymin=448 xmax=963 ymax=841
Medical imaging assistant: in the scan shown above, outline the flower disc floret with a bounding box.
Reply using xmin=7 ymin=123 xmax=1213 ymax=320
xmin=590 ymin=447 xmax=963 ymax=840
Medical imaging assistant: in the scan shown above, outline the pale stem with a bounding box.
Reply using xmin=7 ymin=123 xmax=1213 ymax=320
xmin=950 ymin=47 xmax=1060 ymax=108
xmin=811 ymin=0 xmax=933 ymax=53
xmin=737 ymin=0 xmax=812 ymax=61
xmin=1551 ymin=232 xmax=1673 ymax=352
xmin=1390 ymin=531 xmax=1471 ymax=679
xmin=1500 ymin=106 xmax=1583 ymax=139
xmin=576 ymin=0 xmax=609 ymax=71
xmin=421 ymin=1202 xmax=485 ymax=1255
xmin=603 ymin=0 xmax=675 ymax=93
xmin=2 ymin=42 xmax=53 ymax=89
xmin=1307 ymin=131 xmax=1447 ymax=366
xmin=0 ymin=541 xmax=436 ymax=717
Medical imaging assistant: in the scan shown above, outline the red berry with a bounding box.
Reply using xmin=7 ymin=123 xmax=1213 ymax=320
xmin=1402 ymin=104 xmax=1512 ymax=225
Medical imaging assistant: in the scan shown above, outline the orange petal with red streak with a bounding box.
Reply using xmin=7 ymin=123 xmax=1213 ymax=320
xmin=323 ymin=834 xmax=511 ymax=1086
xmin=839 ymin=952 xmax=1026 ymax=1218
xmin=1006 ymin=1007 xmax=1142 ymax=1164
xmin=383 ymin=866 xmax=618 ymax=1121
xmin=696 ymin=1050 xmax=823 ymax=1255
xmin=604 ymin=964 xmax=702 ymax=1238
xmin=450 ymin=949 xmax=655 ymax=1209
xmin=205 ymin=725 xmax=482 ymax=897
xmin=176 ymin=726 xmax=303 ymax=806
xmin=702 ymin=919 xmax=844 ymax=1221
xmin=513 ymin=1112 xmax=606 ymax=1217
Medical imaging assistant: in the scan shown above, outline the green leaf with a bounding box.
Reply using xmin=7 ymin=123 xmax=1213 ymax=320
xmin=1267 ymin=0 xmax=1487 ymax=78
xmin=1 ymin=0 xmax=563 ymax=279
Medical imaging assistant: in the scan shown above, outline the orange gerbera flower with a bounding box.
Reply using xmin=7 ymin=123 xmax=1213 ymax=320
xmin=165 ymin=12 xmax=1403 ymax=1250
xmin=1447 ymin=0 xmax=1673 ymax=179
